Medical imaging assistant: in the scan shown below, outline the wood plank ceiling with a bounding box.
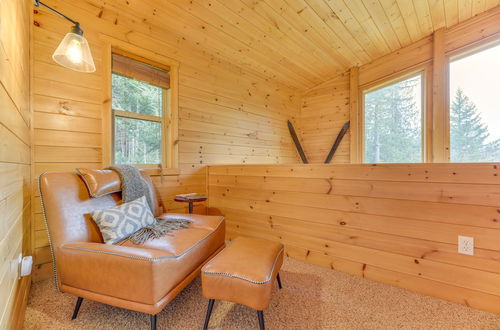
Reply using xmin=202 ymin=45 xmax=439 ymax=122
xmin=87 ymin=0 xmax=498 ymax=90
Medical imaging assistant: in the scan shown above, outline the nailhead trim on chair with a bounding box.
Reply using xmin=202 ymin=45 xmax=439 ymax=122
xmin=201 ymin=247 xmax=284 ymax=284
xmin=61 ymin=219 xmax=225 ymax=261
xmin=61 ymin=245 xmax=173 ymax=261
xmin=38 ymin=172 xmax=62 ymax=292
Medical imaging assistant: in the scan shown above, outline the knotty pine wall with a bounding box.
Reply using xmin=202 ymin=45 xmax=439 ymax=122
xmin=0 ymin=0 xmax=32 ymax=328
xmin=32 ymin=1 xmax=300 ymax=281
xmin=296 ymin=7 xmax=500 ymax=163
xmin=298 ymin=71 xmax=350 ymax=163
xmin=208 ymin=163 xmax=500 ymax=314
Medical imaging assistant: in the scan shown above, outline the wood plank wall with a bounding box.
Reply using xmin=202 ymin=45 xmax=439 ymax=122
xmin=0 ymin=0 xmax=32 ymax=328
xmin=297 ymin=71 xmax=350 ymax=163
xmin=296 ymin=6 xmax=500 ymax=163
xmin=31 ymin=0 xmax=300 ymax=281
xmin=208 ymin=163 xmax=500 ymax=314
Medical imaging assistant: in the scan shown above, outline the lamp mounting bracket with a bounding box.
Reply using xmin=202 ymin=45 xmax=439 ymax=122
xmin=33 ymin=0 xmax=83 ymax=34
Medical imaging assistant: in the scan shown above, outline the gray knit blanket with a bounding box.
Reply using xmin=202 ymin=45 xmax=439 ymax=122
xmin=108 ymin=165 xmax=191 ymax=245
xmin=108 ymin=164 xmax=154 ymax=211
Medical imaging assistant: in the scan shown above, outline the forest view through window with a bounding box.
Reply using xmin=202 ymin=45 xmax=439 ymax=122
xmin=112 ymin=53 xmax=170 ymax=165
xmin=364 ymin=74 xmax=423 ymax=163
xmin=449 ymin=44 xmax=500 ymax=162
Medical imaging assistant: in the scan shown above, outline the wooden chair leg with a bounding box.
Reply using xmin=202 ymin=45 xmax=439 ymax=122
xmin=276 ymin=273 xmax=282 ymax=289
xmin=150 ymin=314 xmax=157 ymax=330
xmin=71 ymin=297 xmax=83 ymax=320
xmin=203 ymin=299 xmax=215 ymax=330
xmin=257 ymin=310 xmax=265 ymax=330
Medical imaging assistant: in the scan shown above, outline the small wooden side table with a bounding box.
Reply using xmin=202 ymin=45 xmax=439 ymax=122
xmin=174 ymin=194 xmax=208 ymax=214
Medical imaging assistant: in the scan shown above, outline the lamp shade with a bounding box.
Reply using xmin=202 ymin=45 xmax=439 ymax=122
xmin=52 ymin=32 xmax=96 ymax=73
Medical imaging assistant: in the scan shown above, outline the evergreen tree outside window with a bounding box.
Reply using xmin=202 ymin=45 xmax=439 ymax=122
xmin=111 ymin=53 xmax=170 ymax=165
xmin=449 ymin=44 xmax=500 ymax=162
xmin=363 ymin=74 xmax=424 ymax=163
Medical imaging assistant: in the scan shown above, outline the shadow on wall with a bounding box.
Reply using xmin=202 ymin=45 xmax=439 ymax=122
xmin=207 ymin=207 xmax=223 ymax=216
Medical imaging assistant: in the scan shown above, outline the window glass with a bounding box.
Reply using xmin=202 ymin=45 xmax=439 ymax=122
xmin=449 ymin=44 xmax=500 ymax=162
xmin=111 ymin=53 xmax=168 ymax=165
xmin=364 ymin=74 xmax=423 ymax=163
xmin=114 ymin=117 xmax=161 ymax=164
xmin=112 ymin=73 xmax=163 ymax=117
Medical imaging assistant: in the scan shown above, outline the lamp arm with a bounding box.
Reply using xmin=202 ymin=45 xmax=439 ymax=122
xmin=33 ymin=0 xmax=95 ymax=72
xmin=33 ymin=0 xmax=80 ymax=28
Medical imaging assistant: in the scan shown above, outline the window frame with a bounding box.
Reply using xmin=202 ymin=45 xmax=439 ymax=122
xmin=446 ymin=37 xmax=500 ymax=66
xmin=358 ymin=66 xmax=430 ymax=164
xmin=101 ymin=35 xmax=180 ymax=175
xmin=445 ymin=39 xmax=500 ymax=163
xmin=111 ymin=57 xmax=168 ymax=168
xmin=350 ymin=28 xmax=499 ymax=165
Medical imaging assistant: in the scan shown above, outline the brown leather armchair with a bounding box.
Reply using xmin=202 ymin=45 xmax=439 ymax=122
xmin=38 ymin=170 xmax=225 ymax=330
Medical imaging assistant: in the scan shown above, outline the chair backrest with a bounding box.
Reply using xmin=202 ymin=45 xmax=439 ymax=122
xmin=38 ymin=170 xmax=160 ymax=288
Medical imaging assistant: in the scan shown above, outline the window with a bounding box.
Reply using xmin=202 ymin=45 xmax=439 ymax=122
xmin=449 ymin=44 xmax=500 ymax=162
xmin=363 ymin=73 xmax=424 ymax=163
xmin=111 ymin=53 xmax=170 ymax=165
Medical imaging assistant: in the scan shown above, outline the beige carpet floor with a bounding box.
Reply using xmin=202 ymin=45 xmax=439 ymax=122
xmin=24 ymin=258 xmax=500 ymax=330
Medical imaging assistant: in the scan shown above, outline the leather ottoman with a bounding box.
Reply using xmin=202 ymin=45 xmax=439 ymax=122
xmin=201 ymin=236 xmax=284 ymax=330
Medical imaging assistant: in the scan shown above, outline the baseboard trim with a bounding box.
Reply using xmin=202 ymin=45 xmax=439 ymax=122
xmin=8 ymin=276 xmax=31 ymax=330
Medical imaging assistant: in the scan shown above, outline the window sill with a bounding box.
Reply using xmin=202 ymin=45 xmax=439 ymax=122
xmin=142 ymin=167 xmax=181 ymax=176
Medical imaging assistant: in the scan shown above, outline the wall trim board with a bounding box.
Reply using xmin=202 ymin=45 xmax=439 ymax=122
xmin=431 ymin=28 xmax=449 ymax=163
xmin=348 ymin=67 xmax=360 ymax=164
xmin=7 ymin=276 xmax=31 ymax=330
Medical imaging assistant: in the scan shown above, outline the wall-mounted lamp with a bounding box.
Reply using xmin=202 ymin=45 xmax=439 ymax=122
xmin=34 ymin=0 xmax=96 ymax=73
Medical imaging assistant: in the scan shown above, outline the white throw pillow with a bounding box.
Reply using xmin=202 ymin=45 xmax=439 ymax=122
xmin=91 ymin=196 xmax=155 ymax=244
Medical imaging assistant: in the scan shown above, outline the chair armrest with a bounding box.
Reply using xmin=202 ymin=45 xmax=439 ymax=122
xmin=57 ymin=242 xmax=175 ymax=305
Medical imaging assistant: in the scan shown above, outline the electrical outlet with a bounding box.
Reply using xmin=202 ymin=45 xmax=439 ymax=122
xmin=458 ymin=236 xmax=474 ymax=256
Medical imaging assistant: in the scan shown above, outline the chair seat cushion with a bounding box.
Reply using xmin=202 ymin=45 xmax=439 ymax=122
xmin=59 ymin=213 xmax=225 ymax=308
xmin=119 ymin=213 xmax=226 ymax=303
xmin=118 ymin=213 xmax=224 ymax=258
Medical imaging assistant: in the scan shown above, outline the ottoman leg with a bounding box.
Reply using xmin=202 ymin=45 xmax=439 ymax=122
xmin=257 ymin=310 xmax=265 ymax=330
xmin=150 ymin=314 xmax=157 ymax=330
xmin=203 ymin=299 xmax=215 ymax=330
xmin=277 ymin=273 xmax=282 ymax=289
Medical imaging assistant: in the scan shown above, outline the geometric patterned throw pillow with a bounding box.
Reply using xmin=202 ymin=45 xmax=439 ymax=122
xmin=91 ymin=196 xmax=156 ymax=244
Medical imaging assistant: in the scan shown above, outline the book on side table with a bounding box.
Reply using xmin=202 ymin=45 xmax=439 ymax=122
xmin=175 ymin=193 xmax=208 ymax=200
xmin=174 ymin=193 xmax=208 ymax=213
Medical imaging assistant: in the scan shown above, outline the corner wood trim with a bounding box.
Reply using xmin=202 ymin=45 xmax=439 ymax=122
xmin=349 ymin=67 xmax=361 ymax=163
